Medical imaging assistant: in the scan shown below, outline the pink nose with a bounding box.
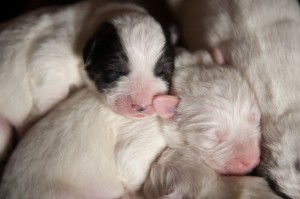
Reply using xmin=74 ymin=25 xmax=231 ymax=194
xmin=132 ymin=104 xmax=149 ymax=113
xmin=227 ymin=155 xmax=260 ymax=175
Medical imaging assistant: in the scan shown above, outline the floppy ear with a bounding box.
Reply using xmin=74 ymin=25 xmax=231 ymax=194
xmin=153 ymin=95 xmax=180 ymax=119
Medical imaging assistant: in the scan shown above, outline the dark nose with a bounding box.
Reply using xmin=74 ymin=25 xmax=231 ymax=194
xmin=132 ymin=104 xmax=147 ymax=113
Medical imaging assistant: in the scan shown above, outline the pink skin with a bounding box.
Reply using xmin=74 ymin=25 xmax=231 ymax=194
xmin=205 ymin=143 xmax=260 ymax=175
xmin=225 ymin=150 xmax=260 ymax=175
xmin=211 ymin=48 xmax=225 ymax=65
xmin=112 ymin=96 xmax=156 ymax=118
xmin=0 ymin=116 xmax=11 ymax=135
xmin=0 ymin=115 xmax=13 ymax=160
xmin=153 ymin=95 xmax=180 ymax=119
xmin=153 ymin=94 xmax=260 ymax=175
xmin=110 ymin=75 xmax=168 ymax=118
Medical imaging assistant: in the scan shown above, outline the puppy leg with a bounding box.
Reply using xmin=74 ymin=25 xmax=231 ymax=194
xmin=144 ymin=148 xmax=281 ymax=199
xmin=258 ymin=111 xmax=300 ymax=199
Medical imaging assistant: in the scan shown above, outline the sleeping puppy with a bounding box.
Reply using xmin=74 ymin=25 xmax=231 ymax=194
xmin=143 ymin=50 xmax=280 ymax=199
xmin=155 ymin=50 xmax=261 ymax=175
xmin=0 ymin=0 xmax=174 ymax=132
xmin=0 ymin=0 xmax=174 ymax=163
xmin=0 ymin=87 xmax=169 ymax=199
xmin=0 ymin=50 xmax=274 ymax=199
xmin=169 ymin=0 xmax=300 ymax=198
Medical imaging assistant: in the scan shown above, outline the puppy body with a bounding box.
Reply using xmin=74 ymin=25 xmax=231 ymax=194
xmin=0 ymin=50 xmax=273 ymax=199
xmin=144 ymin=148 xmax=280 ymax=199
xmin=171 ymin=0 xmax=300 ymax=197
xmin=0 ymin=88 xmax=168 ymax=199
xmin=0 ymin=1 xmax=174 ymax=165
xmin=144 ymin=51 xmax=280 ymax=199
xmin=0 ymin=0 xmax=172 ymax=134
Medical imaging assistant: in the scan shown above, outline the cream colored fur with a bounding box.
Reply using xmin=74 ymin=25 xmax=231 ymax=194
xmin=0 ymin=50 xmax=279 ymax=199
xmin=170 ymin=0 xmax=300 ymax=198
xmin=143 ymin=50 xmax=280 ymax=199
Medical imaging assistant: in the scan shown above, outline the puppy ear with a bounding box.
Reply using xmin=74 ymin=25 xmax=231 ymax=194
xmin=153 ymin=95 xmax=180 ymax=119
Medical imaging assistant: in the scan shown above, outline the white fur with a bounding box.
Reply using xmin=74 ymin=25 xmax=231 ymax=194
xmin=0 ymin=1 xmax=171 ymax=169
xmin=0 ymin=51 xmax=277 ymax=199
xmin=173 ymin=51 xmax=261 ymax=175
xmin=171 ymin=0 xmax=300 ymax=197
xmin=0 ymin=0 xmax=158 ymax=134
xmin=87 ymin=12 xmax=170 ymax=118
xmin=143 ymin=51 xmax=280 ymax=199
xmin=144 ymin=148 xmax=280 ymax=199
xmin=0 ymin=88 xmax=167 ymax=199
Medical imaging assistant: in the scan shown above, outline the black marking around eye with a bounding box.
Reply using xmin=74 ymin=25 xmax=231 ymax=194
xmin=154 ymin=27 xmax=175 ymax=90
xmin=83 ymin=22 xmax=129 ymax=91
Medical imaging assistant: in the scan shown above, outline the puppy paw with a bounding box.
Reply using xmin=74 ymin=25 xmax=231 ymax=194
xmin=235 ymin=176 xmax=282 ymax=199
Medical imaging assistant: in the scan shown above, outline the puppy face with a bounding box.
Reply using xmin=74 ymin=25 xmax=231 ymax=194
xmin=174 ymin=63 xmax=261 ymax=175
xmin=83 ymin=13 xmax=174 ymax=118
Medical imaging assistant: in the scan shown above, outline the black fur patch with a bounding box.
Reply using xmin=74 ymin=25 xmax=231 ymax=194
xmin=83 ymin=22 xmax=129 ymax=91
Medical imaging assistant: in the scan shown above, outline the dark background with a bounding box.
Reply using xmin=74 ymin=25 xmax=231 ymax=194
xmin=1 ymin=0 xmax=300 ymax=23
xmin=0 ymin=0 xmax=176 ymax=27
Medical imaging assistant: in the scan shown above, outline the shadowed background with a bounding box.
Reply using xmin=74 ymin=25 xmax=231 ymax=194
xmin=0 ymin=0 xmax=176 ymax=27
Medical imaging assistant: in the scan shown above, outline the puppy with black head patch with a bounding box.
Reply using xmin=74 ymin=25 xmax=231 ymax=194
xmin=83 ymin=12 xmax=174 ymax=118
xmin=0 ymin=0 xmax=174 ymax=164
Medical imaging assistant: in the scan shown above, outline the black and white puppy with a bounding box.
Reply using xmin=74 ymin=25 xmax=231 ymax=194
xmin=83 ymin=11 xmax=174 ymax=119
xmin=0 ymin=1 xmax=174 ymax=162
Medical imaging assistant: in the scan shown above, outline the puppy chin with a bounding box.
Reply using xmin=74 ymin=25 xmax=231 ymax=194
xmin=211 ymin=163 xmax=255 ymax=176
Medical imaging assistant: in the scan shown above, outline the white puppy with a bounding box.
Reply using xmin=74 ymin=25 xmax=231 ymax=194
xmin=155 ymin=51 xmax=261 ymax=175
xmin=0 ymin=50 xmax=277 ymax=199
xmin=170 ymin=0 xmax=300 ymax=198
xmin=143 ymin=51 xmax=280 ymax=199
xmin=0 ymin=87 xmax=168 ymax=199
xmin=0 ymin=1 xmax=174 ymax=162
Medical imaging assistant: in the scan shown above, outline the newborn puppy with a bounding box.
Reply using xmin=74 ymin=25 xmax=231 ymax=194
xmin=0 ymin=51 xmax=268 ymax=199
xmin=0 ymin=87 xmax=168 ymax=199
xmin=0 ymin=0 xmax=173 ymax=132
xmin=170 ymin=0 xmax=300 ymax=198
xmin=83 ymin=9 xmax=174 ymax=119
xmin=155 ymin=50 xmax=261 ymax=175
xmin=0 ymin=0 xmax=173 ymax=164
xmin=143 ymin=51 xmax=277 ymax=199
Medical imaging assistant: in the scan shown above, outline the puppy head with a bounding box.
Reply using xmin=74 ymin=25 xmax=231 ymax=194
xmin=155 ymin=51 xmax=262 ymax=175
xmin=175 ymin=61 xmax=261 ymax=175
xmin=83 ymin=13 xmax=174 ymax=118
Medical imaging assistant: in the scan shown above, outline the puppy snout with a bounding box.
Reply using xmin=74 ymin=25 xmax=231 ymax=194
xmin=132 ymin=104 xmax=148 ymax=113
xmin=228 ymin=155 xmax=260 ymax=175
